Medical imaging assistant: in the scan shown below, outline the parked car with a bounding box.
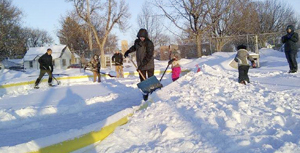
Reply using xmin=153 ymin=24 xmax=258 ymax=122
xmin=67 ymin=64 xmax=81 ymax=69
xmin=8 ymin=66 xmax=25 ymax=72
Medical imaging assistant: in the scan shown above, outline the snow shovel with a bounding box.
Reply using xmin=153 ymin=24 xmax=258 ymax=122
xmin=159 ymin=62 xmax=170 ymax=81
xmin=42 ymin=66 xmax=61 ymax=85
xmin=52 ymin=75 xmax=61 ymax=85
xmin=84 ymin=68 xmax=116 ymax=78
xmin=130 ymin=58 xmax=163 ymax=94
xmin=229 ymin=59 xmax=238 ymax=69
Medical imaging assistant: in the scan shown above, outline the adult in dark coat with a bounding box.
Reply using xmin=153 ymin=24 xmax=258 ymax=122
xmin=282 ymin=25 xmax=299 ymax=73
xmin=34 ymin=48 xmax=53 ymax=88
xmin=112 ymin=50 xmax=124 ymax=78
xmin=124 ymin=28 xmax=154 ymax=100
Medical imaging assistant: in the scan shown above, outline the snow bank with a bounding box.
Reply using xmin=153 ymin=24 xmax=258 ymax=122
xmin=91 ymin=62 xmax=300 ymax=152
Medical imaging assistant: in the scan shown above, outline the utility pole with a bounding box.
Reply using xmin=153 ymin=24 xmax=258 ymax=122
xmin=87 ymin=0 xmax=93 ymax=58
xmin=255 ymin=35 xmax=259 ymax=54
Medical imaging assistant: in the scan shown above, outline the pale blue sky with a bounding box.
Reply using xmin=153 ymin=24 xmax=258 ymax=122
xmin=12 ymin=0 xmax=300 ymax=48
xmin=12 ymin=0 xmax=145 ymax=47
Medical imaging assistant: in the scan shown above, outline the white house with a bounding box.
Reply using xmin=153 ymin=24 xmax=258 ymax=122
xmin=23 ymin=45 xmax=80 ymax=70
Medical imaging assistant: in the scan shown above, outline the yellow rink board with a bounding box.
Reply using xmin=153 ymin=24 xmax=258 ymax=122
xmin=29 ymin=114 xmax=133 ymax=153
xmin=0 ymin=69 xmax=190 ymax=89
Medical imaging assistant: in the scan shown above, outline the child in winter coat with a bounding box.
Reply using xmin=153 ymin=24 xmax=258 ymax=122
xmin=168 ymin=51 xmax=181 ymax=82
xmin=86 ymin=54 xmax=101 ymax=82
xmin=234 ymin=45 xmax=255 ymax=85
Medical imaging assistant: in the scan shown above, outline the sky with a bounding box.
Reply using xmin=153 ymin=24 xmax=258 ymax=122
xmin=11 ymin=0 xmax=300 ymax=49
xmin=11 ymin=0 xmax=145 ymax=48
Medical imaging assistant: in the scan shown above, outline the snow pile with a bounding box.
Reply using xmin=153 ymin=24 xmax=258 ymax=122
xmin=90 ymin=63 xmax=300 ymax=152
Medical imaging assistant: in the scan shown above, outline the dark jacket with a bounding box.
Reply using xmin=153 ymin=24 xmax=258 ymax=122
xmin=282 ymin=25 xmax=299 ymax=52
xmin=87 ymin=55 xmax=100 ymax=73
xmin=126 ymin=29 xmax=154 ymax=70
xmin=112 ymin=53 xmax=123 ymax=66
xmin=38 ymin=53 xmax=53 ymax=71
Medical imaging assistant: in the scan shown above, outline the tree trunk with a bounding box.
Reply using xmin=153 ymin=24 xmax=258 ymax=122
xmin=86 ymin=0 xmax=93 ymax=56
xmin=196 ymin=34 xmax=202 ymax=57
xmin=90 ymin=26 xmax=107 ymax=68
xmin=217 ymin=38 xmax=223 ymax=52
xmin=99 ymin=43 xmax=105 ymax=69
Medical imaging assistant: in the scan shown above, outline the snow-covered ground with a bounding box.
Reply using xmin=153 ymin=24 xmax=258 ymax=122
xmin=1 ymin=49 xmax=300 ymax=153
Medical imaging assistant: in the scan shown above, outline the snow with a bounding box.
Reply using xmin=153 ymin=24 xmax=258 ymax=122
xmin=1 ymin=48 xmax=300 ymax=153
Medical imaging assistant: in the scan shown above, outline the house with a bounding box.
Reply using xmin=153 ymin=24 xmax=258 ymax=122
xmin=23 ymin=45 xmax=80 ymax=70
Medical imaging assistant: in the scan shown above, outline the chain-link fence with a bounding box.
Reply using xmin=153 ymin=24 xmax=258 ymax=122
xmin=210 ymin=30 xmax=300 ymax=54
xmin=172 ymin=30 xmax=300 ymax=59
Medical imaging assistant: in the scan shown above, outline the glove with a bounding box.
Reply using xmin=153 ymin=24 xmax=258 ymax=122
xmin=251 ymin=61 xmax=256 ymax=68
xmin=49 ymin=66 xmax=53 ymax=72
xmin=137 ymin=65 xmax=143 ymax=71
xmin=124 ymin=51 xmax=130 ymax=58
xmin=168 ymin=59 xmax=175 ymax=65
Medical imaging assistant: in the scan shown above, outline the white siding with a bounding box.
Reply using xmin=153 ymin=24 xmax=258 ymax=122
xmin=59 ymin=47 xmax=72 ymax=69
xmin=24 ymin=60 xmax=39 ymax=70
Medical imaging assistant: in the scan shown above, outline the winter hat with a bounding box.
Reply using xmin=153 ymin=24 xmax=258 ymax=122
xmin=237 ymin=44 xmax=247 ymax=50
xmin=172 ymin=50 xmax=181 ymax=60
xmin=93 ymin=54 xmax=99 ymax=60
xmin=286 ymin=25 xmax=295 ymax=33
xmin=137 ymin=28 xmax=149 ymax=38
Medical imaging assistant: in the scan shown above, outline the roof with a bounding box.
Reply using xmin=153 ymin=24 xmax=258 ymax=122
xmin=23 ymin=45 xmax=67 ymax=61
xmin=73 ymin=52 xmax=80 ymax=58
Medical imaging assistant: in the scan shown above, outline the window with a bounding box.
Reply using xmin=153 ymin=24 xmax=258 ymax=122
xmin=62 ymin=59 xmax=66 ymax=66
xmin=29 ymin=61 xmax=33 ymax=68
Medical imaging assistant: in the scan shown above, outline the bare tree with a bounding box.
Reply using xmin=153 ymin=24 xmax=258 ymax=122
xmin=155 ymin=0 xmax=211 ymax=57
xmin=67 ymin=0 xmax=130 ymax=68
xmin=207 ymin=0 xmax=235 ymax=51
xmin=296 ymin=17 xmax=300 ymax=30
xmin=0 ymin=0 xmax=24 ymax=58
xmin=208 ymin=0 xmax=262 ymax=51
xmin=57 ymin=13 xmax=89 ymax=52
xmin=137 ymin=2 xmax=169 ymax=47
xmin=255 ymin=0 xmax=297 ymax=47
xmin=57 ymin=11 xmax=119 ymax=58
xmin=256 ymin=0 xmax=297 ymax=33
xmin=24 ymin=28 xmax=53 ymax=48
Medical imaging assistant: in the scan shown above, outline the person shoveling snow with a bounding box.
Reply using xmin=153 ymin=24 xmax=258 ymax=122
xmin=124 ymin=28 xmax=161 ymax=101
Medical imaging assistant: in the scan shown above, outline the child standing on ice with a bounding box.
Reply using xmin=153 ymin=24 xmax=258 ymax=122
xmin=168 ymin=51 xmax=181 ymax=82
xmin=234 ymin=45 xmax=255 ymax=85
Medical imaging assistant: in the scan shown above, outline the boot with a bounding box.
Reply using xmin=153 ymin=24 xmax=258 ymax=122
xmin=143 ymin=94 xmax=149 ymax=101
xmin=34 ymin=79 xmax=40 ymax=89
xmin=240 ymin=80 xmax=246 ymax=85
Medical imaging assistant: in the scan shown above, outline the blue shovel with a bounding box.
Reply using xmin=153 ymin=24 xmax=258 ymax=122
xmin=130 ymin=58 xmax=163 ymax=94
